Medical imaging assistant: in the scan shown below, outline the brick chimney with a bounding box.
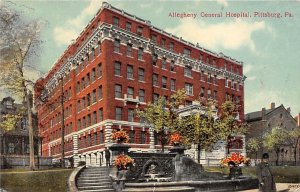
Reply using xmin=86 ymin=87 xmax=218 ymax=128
xmin=287 ymin=107 xmax=291 ymax=114
xmin=270 ymin=102 xmax=275 ymax=109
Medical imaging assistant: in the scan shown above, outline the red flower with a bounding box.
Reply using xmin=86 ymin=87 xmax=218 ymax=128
xmin=220 ymin=152 xmax=250 ymax=167
xmin=114 ymin=154 xmax=134 ymax=169
xmin=169 ymin=133 xmax=183 ymax=145
xmin=111 ymin=129 xmax=130 ymax=143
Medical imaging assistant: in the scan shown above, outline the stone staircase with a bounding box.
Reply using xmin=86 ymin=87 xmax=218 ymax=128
xmin=76 ymin=167 xmax=115 ymax=192
xmin=123 ymin=183 xmax=195 ymax=192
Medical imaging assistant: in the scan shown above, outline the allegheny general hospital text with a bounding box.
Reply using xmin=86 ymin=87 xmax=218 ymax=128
xmin=168 ymin=11 xmax=294 ymax=19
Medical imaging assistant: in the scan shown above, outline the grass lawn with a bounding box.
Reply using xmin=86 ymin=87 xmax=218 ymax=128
xmin=0 ymin=168 xmax=74 ymax=192
xmin=204 ymin=166 xmax=300 ymax=183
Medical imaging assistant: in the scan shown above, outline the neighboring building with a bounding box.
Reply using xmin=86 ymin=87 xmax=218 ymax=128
xmin=0 ymin=97 xmax=40 ymax=168
xmin=34 ymin=2 xmax=245 ymax=167
xmin=245 ymin=102 xmax=299 ymax=164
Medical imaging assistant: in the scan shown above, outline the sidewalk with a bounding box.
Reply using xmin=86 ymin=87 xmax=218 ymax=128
xmin=240 ymin=183 xmax=300 ymax=192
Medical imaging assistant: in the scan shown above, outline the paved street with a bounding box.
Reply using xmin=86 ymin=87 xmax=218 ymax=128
xmin=240 ymin=183 xmax=300 ymax=192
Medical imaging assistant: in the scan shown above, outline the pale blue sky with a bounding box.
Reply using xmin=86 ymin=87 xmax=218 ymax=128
xmin=5 ymin=0 xmax=300 ymax=116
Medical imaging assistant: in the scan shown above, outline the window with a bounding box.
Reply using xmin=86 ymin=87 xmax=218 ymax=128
xmin=81 ymin=77 xmax=85 ymax=89
xmin=207 ymin=89 xmax=212 ymax=99
xmin=169 ymin=42 xmax=174 ymax=51
xmin=151 ymin=34 xmax=157 ymax=43
xmin=86 ymin=73 xmax=90 ymax=86
xmin=92 ymin=68 xmax=96 ymax=82
xmin=214 ymin=90 xmax=218 ymax=100
xmin=114 ymin=39 xmax=120 ymax=53
xmin=140 ymin=131 xmax=146 ymax=144
xmin=127 ymin=65 xmax=133 ymax=79
xmin=115 ymin=84 xmax=122 ymax=98
xmin=116 ymin=107 xmax=122 ymax=120
xmin=184 ymin=66 xmax=192 ymax=77
xmin=153 ymin=93 xmax=159 ymax=103
xmin=183 ymin=48 xmax=191 ymax=57
xmin=129 ymin=130 xmax=135 ymax=143
xmin=82 ymin=97 xmax=85 ymax=108
xmin=225 ymin=78 xmax=229 ymax=87
xmin=162 ymin=58 xmax=166 ymax=69
xmin=185 ymin=100 xmax=192 ymax=106
xmin=92 ymin=89 xmax=96 ymax=103
xmin=162 ymin=76 xmax=167 ymax=89
xmin=200 ymin=87 xmax=205 ymax=97
xmin=213 ymin=75 xmax=217 ymax=84
xmin=87 ymin=114 xmax=91 ymax=127
xmin=87 ymin=93 xmax=91 ymax=106
xmin=98 ymin=86 xmax=103 ymax=100
xmin=200 ymin=71 xmax=205 ymax=81
xmin=113 ymin=16 xmax=119 ymax=27
xmin=82 ymin=117 xmax=86 ymax=128
xmin=115 ymin=61 xmax=121 ymax=76
xmin=170 ymin=79 xmax=176 ymax=91
xmin=138 ymin=47 xmax=143 ymax=60
xmin=128 ymin=109 xmax=134 ymax=122
xmin=76 ymin=81 xmax=80 ymax=93
xmin=92 ymin=111 xmax=97 ymax=124
xmin=207 ymin=73 xmax=212 ymax=83
xmin=137 ymin=26 xmax=143 ymax=36
xmin=99 ymin=131 xmax=104 ymax=143
xmin=98 ymin=63 xmax=102 ymax=77
xmin=90 ymin=49 xmax=95 ymax=61
xmin=96 ymin=45 xmax=101 ymax=56
xmin=98 ymin=108 xmax=103 ymax=122
xmin=127 ymin=87 xmax=134 ymax=99
xmin=212 ymin=60 xmax=216 ymax=67
xmin=138 ymin=68 xmax=145 ymax=81
xmin=139 ymin=89 xmax=145 ymax=102
xmin=170 ymin=60 xmax=175 ymax=72
xmin=152 ymin=74 xmax=158 ymax=86
xmin=161 ymin=38 xmax=166 ymax=47
xmin=199 ymin=54 xmax=203 ymax=61
xmin=126 ymin=22 xmax=131 ymax=31
xmin=185 ymin=83 xmax=193 ymax=95
xmin=77 ymin=100 xmax=81 ymax=112
xmin=77 ymin=119 xmax=81 ymax=131
xmin=126 ymin=44 xmax=132 ymax=57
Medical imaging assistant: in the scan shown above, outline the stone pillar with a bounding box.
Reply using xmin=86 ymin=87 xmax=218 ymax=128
xmin=104 ymin=122 xmax=113 ymax=147
xmin=90 ymin=153 xmax=96 ymax=166
xmin=73 ymin=134 xmax=80 ymax=167
xmin=95 ymin=152 xmax=101 ymax=167
xmin=149 ymin=127 xmax=155 ymax=151
xmin=86 ymin=154 xmax=91 ymax=167
xmin=242 ymin=135 xmax=246 ymax=157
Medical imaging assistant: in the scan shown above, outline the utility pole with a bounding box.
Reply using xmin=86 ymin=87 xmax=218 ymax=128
xmin=60 ymin=76 xmax=65 ymax=168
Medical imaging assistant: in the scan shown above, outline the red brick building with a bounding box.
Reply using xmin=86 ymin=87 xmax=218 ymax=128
xmin=34 ymin=2 xmax=245 ymax=167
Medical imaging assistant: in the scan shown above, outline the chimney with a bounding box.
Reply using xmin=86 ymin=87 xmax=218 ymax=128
xmin=270 ymin=102 xmax=275 ymax=109
xmin=287 ymin=107 xmax=291 ymax=114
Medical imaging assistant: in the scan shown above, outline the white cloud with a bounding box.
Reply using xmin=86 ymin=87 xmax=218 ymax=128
xmin=53 ymin=0 xmax=104 ymax=46
xmin=247 ymin=76 xmax=256 ymax=81
xmin=243 ymin=64 xmax=253 ymax=74
xmin=165 ymin=19 xmax=267 ymax=52
xmin=216 ymin=0 xmax=228 ymax=7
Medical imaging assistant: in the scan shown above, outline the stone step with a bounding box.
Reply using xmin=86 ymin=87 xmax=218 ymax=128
xmin=77 ymin=180 xmax=111 ymax=184
xmin=79 ymin=189 xmax=115 ymax=192
xmin=78 ymin=185 xmax=114 ymax=190
xmin=77 ymin=182 xmax=112 ymax=187
xmin=78 ymin=175 xmax=110 ymax=178
xmin=80 ymin=173 xmax=109 ymax=176
xmin=123 ymin=186 xmax=195 ymax=192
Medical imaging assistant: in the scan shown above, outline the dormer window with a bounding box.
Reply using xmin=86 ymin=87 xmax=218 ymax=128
xmin=6 ymin=101 xmax=13 ymax=109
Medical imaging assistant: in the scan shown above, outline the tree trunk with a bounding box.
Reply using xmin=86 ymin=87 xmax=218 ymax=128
xmin=197 ymin=144 xmax=200 ymax=164
xmin=25 ymin=91 xmax=35 ymax=170
xmin=255 ymin=152 xmax=258 ymax=165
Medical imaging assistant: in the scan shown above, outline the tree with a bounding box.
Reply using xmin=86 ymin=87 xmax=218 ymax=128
xmin=0 ymin=2 xmax=43 ymax=170
xmin=136 ymin=89 xmax=186 ymax=152
xmin=176 ymin=99 xmax=248 ymax=163
xmin=263 ymin=127 xmax=289 ymax=166
xmin=286 ymin=126 xmax=300 ymax=165
xmin=246 ymin=138 xmax=260 ymax=165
